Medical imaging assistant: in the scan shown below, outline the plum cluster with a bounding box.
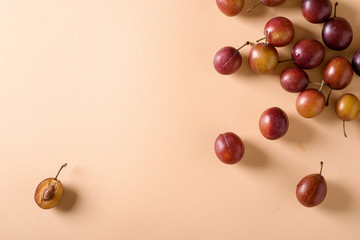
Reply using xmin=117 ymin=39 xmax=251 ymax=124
xmin=213 ymin=0 xmax=360 ymax=207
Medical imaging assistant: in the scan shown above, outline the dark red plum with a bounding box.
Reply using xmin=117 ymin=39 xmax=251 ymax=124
xmin=213 ymin=42 xmax=249 ymax=75
xmin=291 ymin=39 xmax=325 ymax=69
xmin=322 ymin=3 xmax=353 ymax=51
xmin=216 ymin=0 xmax=244 ymax=17
xmin=213 ymin=47 xmax=242 ymax=75
xmin=322 ymin=17 xmax=353 ymax=51
xmin=280 ymin=67 xmax=309 ymax=92
xmin=323 ymin=56 xmax=353 ymax=90
xmin=259 ymin=107 xmax=289 ymax=140
xmin=214 ymin=132 xmax=245 ymax=164
xmin=264 ymin=16 xmax=295 ymax=47
xmin=296 ymin=162 xmax=327 ymax=207
xmin=301 ymin=0 xmax=332 ymax=23
xmin=352 ymin=50 xmax=360 ymax=76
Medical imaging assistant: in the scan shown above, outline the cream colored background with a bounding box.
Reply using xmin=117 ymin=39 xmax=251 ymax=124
xmin=1 ymin=0 xmax=360 ymax=239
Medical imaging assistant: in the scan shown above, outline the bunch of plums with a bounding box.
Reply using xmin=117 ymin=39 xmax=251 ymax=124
xmin=213 ymin=0 xmax=360 ymax=207
xmin=282 ymin=0 xmax=360 ymax=138
xmin=213 ymin=14 xmax=295 ymax=75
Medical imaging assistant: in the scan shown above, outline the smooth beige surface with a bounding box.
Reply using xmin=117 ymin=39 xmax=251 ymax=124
xmin=1 ymin=0 xmax=360 ymax=239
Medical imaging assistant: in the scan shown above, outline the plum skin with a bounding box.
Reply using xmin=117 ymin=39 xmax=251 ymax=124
xmin=323 ymin=56 xmax=353 ymax=90
xmin=261 ymin=0 xmax=286 ymax=7
xmin=322 ymin=17 xmax=353 ymax=51
xmin=336 ymin=93 xmax=360 ymax=121
xmin=352 ymin=50 xmax=360 ymax=76
xmin=249 ymin=43 xmax=279 ymax=74
xmin=280 ymin=67 xmax=309 ymax=92
xmin=291 ymin=39 xmax=325 ymax=69
xmin=213 ymin=47 xmax=242 ymax=75
xmin=259 ymin=107 xmax=289 ymax=140
xmin=301 ymin=0 xmax=332 ymax=23
xmin=216 ymin=0 xmax=244 ymax=16
xmin=214 ymin=132 xmax=245 ymax=164
xmin=296 ymin=89 xmax=326 ymax=118
xmin=264 ymin=16 xmax=295 ymax=47
xmin=296 ymin=173 xmax=327 ymax=207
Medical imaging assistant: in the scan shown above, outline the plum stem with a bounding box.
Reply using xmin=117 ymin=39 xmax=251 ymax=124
xmin=256 ymin=37 xmax=266 ymax=43
xmin=319 ymin=161 xmax=324 ymax=175
xmin=265 ymin=31 xmax=269 ymax=45
xmin=334 ymin=2 xmax=338 ymax=18
xmin=318 ymin=80 xmax=325 ymax=92
xmin=55 ymin=163 xmax=68 ymax=180
xmin=309 ymin=81 xmax=323 ymax=86
xmin=247 ymin=1 xmax=262 ymax=13
xmin=343 ymin=120 xmax=348 ymax=137
xmin=237 ymin=41 xmax=250 ymax=51
xmin=278 ymin=59 xmax=292 ymax=63
xmin=325 ymin=89 xmax=333 ymax=107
